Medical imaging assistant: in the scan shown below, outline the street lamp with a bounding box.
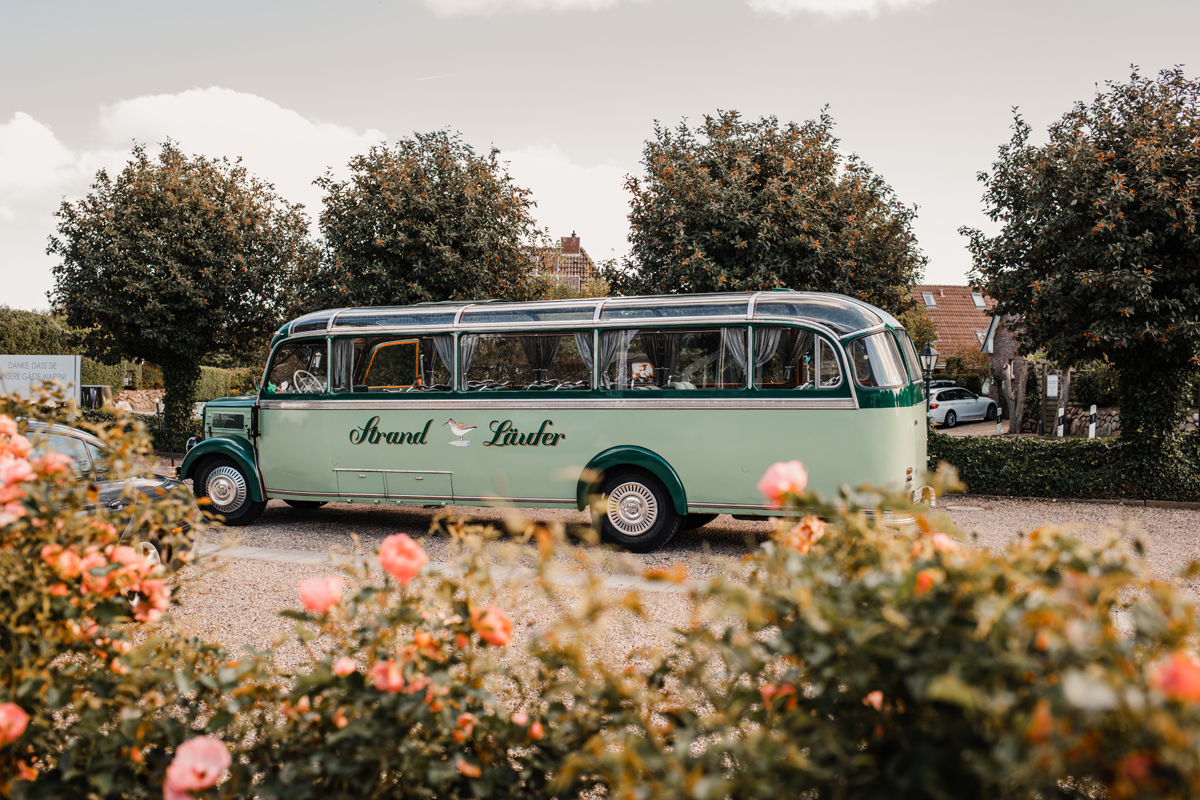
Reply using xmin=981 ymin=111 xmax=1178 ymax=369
xmin=918 ymin=344 xmax=938 ymax=405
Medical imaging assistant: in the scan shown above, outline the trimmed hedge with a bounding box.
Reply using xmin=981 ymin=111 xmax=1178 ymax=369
xmin=928 ymin=428 xmax=1200 ymax=502
xmin=196 ymin=365 xmax=232 ymax=402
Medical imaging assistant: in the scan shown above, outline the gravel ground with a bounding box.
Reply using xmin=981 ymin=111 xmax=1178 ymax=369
xmin=150 ymin=490 xmax=1200 ymax=671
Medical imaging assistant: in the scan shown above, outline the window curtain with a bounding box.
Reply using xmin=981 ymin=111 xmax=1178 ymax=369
xmin=781 ymin=330 xmax=815 ymax=382
xmin=640 ymin=332 xmax=680 ymax=387
xmin=520 ymin=335 xmax=562 ymax=381
xmin=332 ymin=339 xmax=356 ymax=392
xmin=600 ymin=330 xmax=640 ymax=389
xmin=430 ymin=335 xmax=454 ymax=385
xmin=458 ymin=334 xmax=479 ymax=382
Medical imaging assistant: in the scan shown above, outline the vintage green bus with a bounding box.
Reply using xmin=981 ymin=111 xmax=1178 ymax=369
xmin=180 ymin=291 xmax=928 ymax=552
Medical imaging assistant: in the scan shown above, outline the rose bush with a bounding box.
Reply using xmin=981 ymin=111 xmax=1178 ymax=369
xmin=5 ymin=386 xmax=1200 ymax=799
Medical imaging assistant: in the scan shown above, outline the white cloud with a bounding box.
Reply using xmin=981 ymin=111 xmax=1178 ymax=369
xmin=96 ymin=87 xmax=387 ymax=217
xmin=503 ymin=144 xmax=631 ymax=265
xmin=418 ymin=0 xmax=640 ymax=16
xmin=0 ymin=89 xmax=387 ymax=310
xmin=745 ymin=0 xmax=938 ymax=17
xmin=0 ymin=88 xmax=635 ymax=310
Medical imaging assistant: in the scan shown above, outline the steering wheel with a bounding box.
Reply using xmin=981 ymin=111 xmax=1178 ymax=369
xmin=293 ymin=370 xmax=323 ymax=393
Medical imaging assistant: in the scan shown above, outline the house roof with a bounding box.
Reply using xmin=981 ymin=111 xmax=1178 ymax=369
xmin=911 ymin=284 xmax=995 ymax=361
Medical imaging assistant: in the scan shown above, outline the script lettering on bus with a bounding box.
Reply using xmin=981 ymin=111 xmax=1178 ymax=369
xmin=483 ymin=419 xmax=565 ymax=448
xmin=349 ymin=416 xmax=432 ymax=445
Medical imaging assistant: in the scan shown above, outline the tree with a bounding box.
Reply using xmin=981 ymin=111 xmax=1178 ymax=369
xmin=310 ymin=131 xmax=541 ymax=309
xmin=607 ymin=110 xmax=926 ymax=316
xmin=963 ymin=68 xmax=1200 ymax=481
xmin=897 ymin=304 xmax=938 ymax=352
xmin=49 ymin=142 xmax=315 ymax=446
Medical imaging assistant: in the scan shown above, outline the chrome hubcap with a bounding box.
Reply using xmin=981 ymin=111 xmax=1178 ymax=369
xmin=607 ymin=482 xmax=658 ymax=537
xmin=207 ymin=466 xmax=247 ymax=513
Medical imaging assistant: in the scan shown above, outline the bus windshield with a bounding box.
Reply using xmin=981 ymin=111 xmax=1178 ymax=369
xmin=848 ymin=332 xmax=909 ymax=389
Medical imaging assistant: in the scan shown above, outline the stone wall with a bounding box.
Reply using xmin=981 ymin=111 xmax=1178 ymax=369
xmin=1020 ymin=405 xmax=1200 ymax=437
xmin=112 ymin=389 xmax=164 ymax=413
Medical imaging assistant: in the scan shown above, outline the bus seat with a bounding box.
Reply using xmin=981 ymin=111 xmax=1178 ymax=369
xmin=667 ymin=381 xmax=696 ymax=390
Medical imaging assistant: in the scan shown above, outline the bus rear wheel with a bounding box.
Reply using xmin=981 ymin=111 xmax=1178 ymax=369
xmin=196 ymin=457 xmax=266 ymax=526
xmin=593 ymin=469 xmax=681 ymax=553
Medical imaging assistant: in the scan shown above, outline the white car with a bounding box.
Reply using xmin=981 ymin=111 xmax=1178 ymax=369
xmin=927 ymin=387 xmax=998 ymax=428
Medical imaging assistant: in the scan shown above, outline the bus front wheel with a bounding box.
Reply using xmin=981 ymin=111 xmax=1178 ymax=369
xmin=196 ymin=457 xmax=266 ymax=526
xmin=593 ymin=469 xmax=681 ymax=553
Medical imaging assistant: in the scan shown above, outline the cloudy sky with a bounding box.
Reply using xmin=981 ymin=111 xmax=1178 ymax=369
xmin=2 ymin=0 xmax=1197 ymax=310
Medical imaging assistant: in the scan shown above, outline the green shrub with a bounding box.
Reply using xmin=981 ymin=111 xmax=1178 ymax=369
xmin=10 ymin=386 xmax=1200 ymax=799
xmin=928 ymin=428 xmax=1200 ymax=502
xmin=80 ymin=358 xmax=144 ymax=394
xmin=228 ymin=366 xmax=260 ymax=396
xmin=0 ymin=307 xmax=75 ymax=355
xmin=195 ymin=366 xmax=232 ymax=402
xmin=141 ymin=363 xmax=163 ymax=389
xmin=1073 ymin=361 xmax=1121 ymax=408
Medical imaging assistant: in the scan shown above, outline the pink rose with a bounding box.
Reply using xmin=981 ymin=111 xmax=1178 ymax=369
xmin=0 ymin=456 xmax=34 ymax=487
xmin=863 ymin=690 xmax=884 ymax=710
xmin=757 ymin=461 xmax=808 ymax=509
xmin=0 ymin=415 xmax=16 ymax=438
xmin=297 ymin=576 xmax=344 ymax=614
xmin=0 ymin=501 xmax=25 ymax=526
xmin=134 ymin=578 xmax=171 ymax=622
xmin=377 ymin=534 xmax=427 ymax=585
xmin=512 ymin=712 xmax=529 ymax=725
xmin=372 ymin=660 xmax=405 ymax=693
xmin=164 ymin=736 xmax=230 ymax=797
xmin=1152 ymin=652 xmax=1200 ymax=702
xmin=930 ymin=532 xmax=960 ymax=553
xmin=529 ymin=721 xmax=544 ymax=740
xmin=34 ymin=451 xmax=74 ymax=476
xmin=471 ymin=605 xmax=513 ymax=647
xmin=0 ymin=702 xmax=30 ymax=747
xmin=79 ymin=550 xmax=111 ymax=595
xmin=332 ymin=657 xmax=356 ymax=676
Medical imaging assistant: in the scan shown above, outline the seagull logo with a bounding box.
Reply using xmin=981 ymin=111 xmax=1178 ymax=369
xmin=444 ymin=418 xmax=476 ymax=446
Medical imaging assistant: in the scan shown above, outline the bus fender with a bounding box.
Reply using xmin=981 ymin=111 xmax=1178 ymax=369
xmin=179 ymin=438 xmax=265 ymax=503
xmin=577 ymin=446 xmax=687 ymax=516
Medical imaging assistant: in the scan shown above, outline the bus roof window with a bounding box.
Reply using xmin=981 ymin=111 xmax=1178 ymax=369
xmin=600 ymin=300 xmax=748 ymax=320
xmin=290 ymin=311 xmax=337 ymax=334
xmin=460 ymin=305 xmax=596 ymax=324
xmin=754 ymin=297 xmax=882 ymax=336
xmin=333 ymin=309 xmax=459 ymax=328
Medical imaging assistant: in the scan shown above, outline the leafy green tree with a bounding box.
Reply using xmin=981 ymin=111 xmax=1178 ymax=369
xmin=49 ymin=142 xmax=315 ymax=447
xmin=963 ymin=68 xmax=1200 ymax=482
xmin=311 ymin=131 xmax=541 ymax=308
xmin=608 ymin=110 xmax=925 ymax=315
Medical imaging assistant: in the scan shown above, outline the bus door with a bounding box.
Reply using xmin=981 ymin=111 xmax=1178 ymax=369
xmin=257 ymin=338 xmax=337 ymax=496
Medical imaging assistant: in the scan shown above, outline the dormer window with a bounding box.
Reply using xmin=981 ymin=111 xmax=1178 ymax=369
xmin=921 ymin=292 xmax=937 ymax=307
xmin=971 ymin=293 xmax=986 ymax=309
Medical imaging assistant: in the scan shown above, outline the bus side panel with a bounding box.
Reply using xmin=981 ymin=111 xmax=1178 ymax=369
xmin=265 ymin=403 xmax=926 ymax=509
xmin=257 ymin=407 xmax=336 ymax=494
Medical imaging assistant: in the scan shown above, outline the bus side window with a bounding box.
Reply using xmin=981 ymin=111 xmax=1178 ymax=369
xmin=334 ymin=336 xmax=453 ymax=393
xmin=754 ymin=327 xmax=815 ymax=389
xmin=602 ymin=328 xmax=746 ymax=390
xmin=460 ymin=333 xmax=589 ymax=390
xmin=265 ymin=340 xmax=328 ymax=394
xmin=818 ymin=338 xmax=842 ymax=388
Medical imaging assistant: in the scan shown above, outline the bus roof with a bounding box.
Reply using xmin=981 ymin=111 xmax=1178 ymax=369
xmin=283 ymin=291 xmax=898 ymax=339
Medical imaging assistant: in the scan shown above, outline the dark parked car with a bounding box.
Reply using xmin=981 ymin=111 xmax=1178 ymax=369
xmin=23 ymin=420 xmax=196 ymax=565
